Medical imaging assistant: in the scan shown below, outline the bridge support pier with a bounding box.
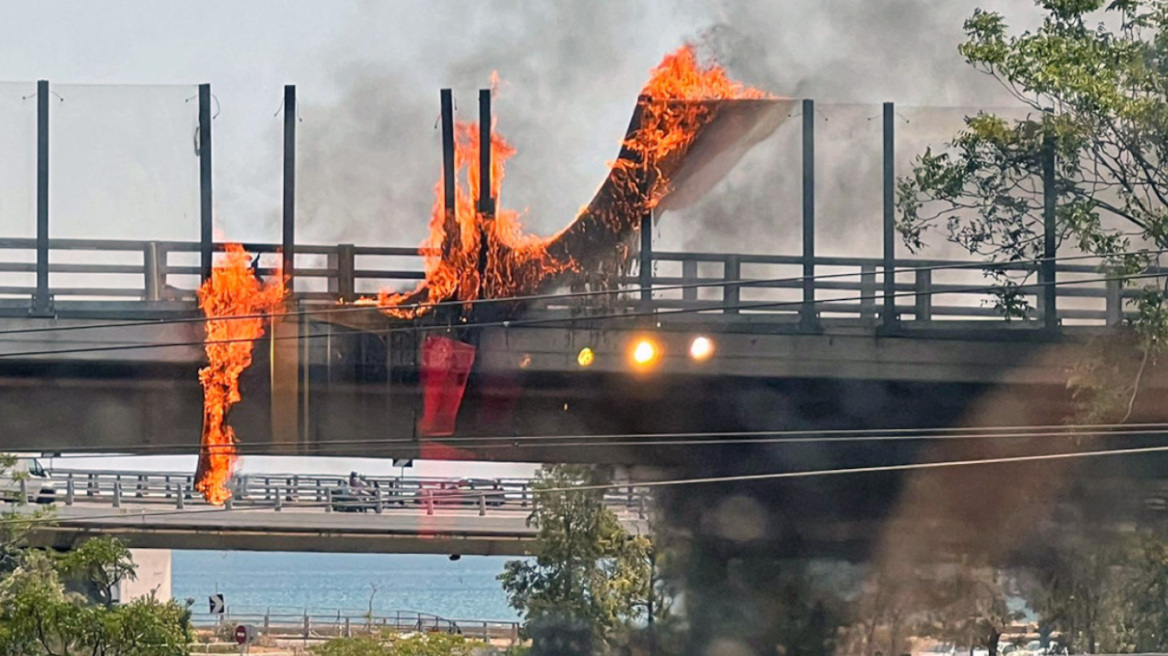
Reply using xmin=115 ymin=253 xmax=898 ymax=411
xmin=269 ymin=310 xmax=302 ymax=453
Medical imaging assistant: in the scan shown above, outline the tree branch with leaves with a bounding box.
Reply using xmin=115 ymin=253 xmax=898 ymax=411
xmin=897 ymin=0 xmax=1168 ymax=418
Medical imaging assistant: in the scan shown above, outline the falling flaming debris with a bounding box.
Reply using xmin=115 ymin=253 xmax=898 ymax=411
xmin=374 ymin=44 xmax=780 ymax=320
xmin=195 ymin=244 xmax=286 ymax=505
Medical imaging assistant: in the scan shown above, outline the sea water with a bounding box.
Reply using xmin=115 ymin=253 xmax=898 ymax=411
xmin=173 ymin=551 xmax=520 ymax=621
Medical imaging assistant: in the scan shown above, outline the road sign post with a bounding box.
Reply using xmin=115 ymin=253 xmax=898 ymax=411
xmin=209 ymin=593 xmax=225 ymax=616
xmin=235 ymin=624 xmax=257 ymax=654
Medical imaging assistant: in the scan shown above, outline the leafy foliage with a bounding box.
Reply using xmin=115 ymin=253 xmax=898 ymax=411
xmin=498 ymin=464 xmax=651 ymax=652
xmin=1022 ymin=534 xmax=1130 ymax=654
xmin=920 ymin=568 xmax=1023 ymax=656
xmin=310 ymin=631 xmax=487 ymax=656
xmin=897 ymin=0 xmax=1168 ymax=416
xmin=0 ymin=490 xmax=192 ymax=656
xmin=0 ymin=455 xmax=52 ymax=576
xmin=59 ymin=536 xmax=138 ymax=608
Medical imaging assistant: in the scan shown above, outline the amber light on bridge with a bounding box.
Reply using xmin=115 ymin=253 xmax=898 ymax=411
xmin=577 ymin=347 xmax=595 ymax=367
xmin=629 ymin=338 xmax=661 ymax=370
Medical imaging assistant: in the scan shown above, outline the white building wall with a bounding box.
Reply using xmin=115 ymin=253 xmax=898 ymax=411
xmin=118 ymin=549 xmax=172 ymax=603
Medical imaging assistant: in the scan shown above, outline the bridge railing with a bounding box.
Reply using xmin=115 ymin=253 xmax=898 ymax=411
xmin=192 ymin=606 xmax=520 ymax=642
xmin=45 ymin=468 xmax=650 ymax=517
xmin=0 ymin=236 xmax=1157 ymax=329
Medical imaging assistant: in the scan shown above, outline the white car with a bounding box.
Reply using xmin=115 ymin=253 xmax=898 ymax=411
xmin=0 ymin=456 xmax=56 ymax=504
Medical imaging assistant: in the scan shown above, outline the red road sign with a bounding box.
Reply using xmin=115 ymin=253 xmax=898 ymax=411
xmin=235 ymin=625 xmax=249 ymax=645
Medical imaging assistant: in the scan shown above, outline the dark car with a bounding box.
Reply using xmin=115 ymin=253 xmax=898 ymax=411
xmin=414 ymin=479 xmax=505 ymax=508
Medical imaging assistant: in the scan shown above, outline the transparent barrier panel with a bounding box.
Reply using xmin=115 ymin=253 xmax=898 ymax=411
xmin=895 ymin=104 xmax=1040 ymax=321
xmin=214 ymin=85 xmax=281 ymax=244
xmin=50 ymin=84 xmax=199 ymax=241
xmin=295 ymin=83 xmax=443 ymax=248
xmin=0 ymin=82 xmax=37 ymax=238
xmin=659 ymin=99 xmax=803 ymax=255
xmin=815 ymin=103 xmax=883 ymax=258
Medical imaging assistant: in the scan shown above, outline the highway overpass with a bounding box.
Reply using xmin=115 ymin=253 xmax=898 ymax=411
xmin=12 ymin=466 xmax=1168 ymax=561
xmin=16 ymin=468 xmax=649 ymax=557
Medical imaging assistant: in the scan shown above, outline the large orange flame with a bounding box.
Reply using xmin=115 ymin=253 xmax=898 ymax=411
xmin=195 ymin=244 xmax=286 ymax=505
xmin=375 ymin=43 xmax=770 ymax=319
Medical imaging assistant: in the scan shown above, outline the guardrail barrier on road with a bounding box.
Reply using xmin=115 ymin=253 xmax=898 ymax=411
xmin=42 ymin=468 xmax=649 ymax=518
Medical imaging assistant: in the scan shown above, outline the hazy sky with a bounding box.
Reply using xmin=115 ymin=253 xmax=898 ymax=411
xmin=0 ymin=0 xmax=1039 ymax=251
xmin=0 ymin=0 xmax=1045 ymax=475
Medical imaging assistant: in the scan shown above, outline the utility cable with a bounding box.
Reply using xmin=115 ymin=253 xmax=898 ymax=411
xmin=26 ymin=422 xmax=1168 ymax=460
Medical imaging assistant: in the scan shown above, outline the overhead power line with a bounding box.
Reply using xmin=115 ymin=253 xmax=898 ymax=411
xmin=27 ymin=421 xmax=1168 ymax=460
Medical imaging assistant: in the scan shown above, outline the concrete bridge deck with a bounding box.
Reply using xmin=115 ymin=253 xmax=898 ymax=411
xmin=0 ymin=238 xmax=1164 ymax=469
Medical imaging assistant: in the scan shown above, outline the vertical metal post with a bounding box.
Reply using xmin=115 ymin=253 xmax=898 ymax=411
xmin=801 ymin=98 xmax=817 ymax=330
xmin=914 ymin=270 xmax=933 ymax=322
xmin=476 ymin=89 xmax=493 ymax=303
xmin=33 ymin=79 xmax=50 ymax=315
xmin=682 ymin=259 xmax=698 ymax=302
xmin=639 ymin=212 xmax=652 ymax=308
xmin=882 ymin=101 xmax=897 ymax=330
xmin=143 ymin=242 xmax=162 ymax=301
xmin=860 ymin=264 xmax=877 ymax=325
xmin=329 ymin=244 xmax=356 ymax=301
xmin=199 ymin=84 xmax=213 ymax=283
xmin=478 ymin=89 xmax=494 ymax=215
xmin=65 ymin=477 xmax=74 ymax=505
xmin=112 ymin=481 xmax=122 ymax=508
xmin=282 ymin=85 xmax=296 ymax=290
xmin=440 ymin=90 xmax=457 ymax=249
xmin=1106 ymin=279 xmax=1123 ymax=326
xmin=1042 ymin=126 xmax=1058 ymax=331
xmin=724 ymin=256 xmax=741 ymax=315
xmin=176 ymin=483 xmax=184 ymax=509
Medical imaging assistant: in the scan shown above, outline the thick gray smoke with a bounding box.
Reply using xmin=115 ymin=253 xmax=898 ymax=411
xmin=290 ymin=2 xmax=685 ymax=252
xmin=287 ymin=0 xmax=1044 ymax=275
xmin=663 ymin=0 xmax=1043 ymax=257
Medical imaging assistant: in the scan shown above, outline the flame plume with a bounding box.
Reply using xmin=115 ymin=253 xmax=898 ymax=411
xmin=195 ymin=244 xmax=286 ymax=505
xmin=375 ymin=44 xmax=777 ymax=319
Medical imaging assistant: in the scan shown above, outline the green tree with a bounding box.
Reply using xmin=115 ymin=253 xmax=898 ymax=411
xmin=310 ymin=632 xmax=486 ymax=656
xmin=896 ymin=0 xmax=1168 ymax=417
xmin=1113 ymin=530 xmax=1168 ymax=652
xmin=498 ymin=464 xmax=651 ymax=653
xmin=1021 ymin=533 xmax=1130 ymax=654
xmin=922 ymin=568 xmax=1022 ymax=656
xmin=0 ymin=535 xmax=191 ymax=655
xmin=852 ymin=566 xmax=924 ymax=656
xmin=0 ymin=455 xmax=52 ymax=576
xmin=59 ymin=536 xmax=138 ymax=608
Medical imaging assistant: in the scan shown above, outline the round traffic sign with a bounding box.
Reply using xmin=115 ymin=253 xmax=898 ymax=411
xmin=234 ymin=624 xmax=250 ymax=645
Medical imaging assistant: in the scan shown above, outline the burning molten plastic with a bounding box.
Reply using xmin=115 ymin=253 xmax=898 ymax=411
xmin=376 ymin=44 xmax=773 ymax=319
xmin=195 ymin=244 xmax=286 ymax=505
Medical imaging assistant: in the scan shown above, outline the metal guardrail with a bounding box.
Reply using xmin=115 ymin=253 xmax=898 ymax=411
xmin=193 ymin=606 xmax=520 ymax=642
xmin=43 ymin=468 xmax=650 ymax=518
xmin=0 ymin=236 xmax=1155 ymax=329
